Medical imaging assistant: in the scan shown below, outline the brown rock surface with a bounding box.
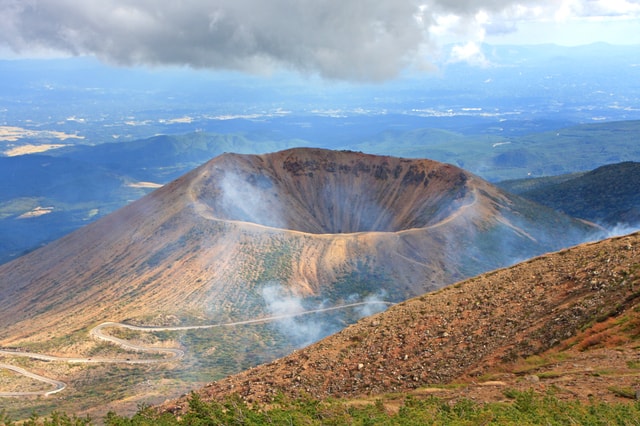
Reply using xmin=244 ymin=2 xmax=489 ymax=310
xmin=164 ymin=231 xmax=640 ymax=411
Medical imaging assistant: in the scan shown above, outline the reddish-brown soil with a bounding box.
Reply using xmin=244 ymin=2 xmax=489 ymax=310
xmin=162 ymin=231 xmax=640 ymax=413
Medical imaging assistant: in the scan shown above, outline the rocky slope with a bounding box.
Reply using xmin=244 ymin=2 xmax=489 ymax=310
xmin=166 ymin=231 xmax=640 ymax=411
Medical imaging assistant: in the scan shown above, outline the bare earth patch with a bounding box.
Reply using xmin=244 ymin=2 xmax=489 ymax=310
xmin=0 ymin=125 xmax=83 ymax=142
xmin=16 ymin=206 xmax=54 ymax=219
xmin=127 ymin=181 xmax=163 ymax=189
xmin=4 ymin=144 xmax=67 ymax=156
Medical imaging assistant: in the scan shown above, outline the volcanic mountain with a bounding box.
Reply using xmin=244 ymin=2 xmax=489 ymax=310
xmin=0 ymin=148 xmax=599 ymax=345
xmin=0 ymin=148 xmax=606 ymax=417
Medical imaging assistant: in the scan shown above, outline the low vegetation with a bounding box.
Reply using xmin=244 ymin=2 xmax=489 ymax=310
xmin=3 ymin=390 xmax=639 ymax=425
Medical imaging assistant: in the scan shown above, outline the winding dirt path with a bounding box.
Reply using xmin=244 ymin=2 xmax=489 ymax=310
xmin=0 ymin=363 xmax=66 ymax=397
xmin=0 ymin=301 xmax=394 ymax=397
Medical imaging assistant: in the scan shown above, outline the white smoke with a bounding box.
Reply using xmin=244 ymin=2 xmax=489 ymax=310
xmin=219 ymin=171 xmax=285 ymax=229
xmin=261 ymin=283 xmax=391 ymax=348
xmin=261 ymin=283 xmax=329 ymax=347
xmin=604 ymin=223 xmax=640 ymax=239
xmin=352 ymin=291 xmax=390 ymax=317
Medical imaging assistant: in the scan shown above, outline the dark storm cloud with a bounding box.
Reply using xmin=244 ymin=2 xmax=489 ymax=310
xmin=0 ymin=0 xmax=425 ymax=81
xmin=1 ymin=1 xmax=634 ymax=81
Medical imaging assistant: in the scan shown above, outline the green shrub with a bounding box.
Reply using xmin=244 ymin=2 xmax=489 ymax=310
xmin=20 ymin=390 xmax=640 ymax=425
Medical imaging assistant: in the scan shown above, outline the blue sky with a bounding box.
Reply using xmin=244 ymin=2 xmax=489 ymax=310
xmin=0 ymin=1 xmax=639 ymax=81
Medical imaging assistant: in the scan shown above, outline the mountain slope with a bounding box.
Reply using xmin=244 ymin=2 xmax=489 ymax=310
xmin=170 ymin=231 xmax=640 ymax=408
xmin=499 ymin=161 xmax=640 ymax=227
xmin=4 ymin=120 xmax=639 ymax=266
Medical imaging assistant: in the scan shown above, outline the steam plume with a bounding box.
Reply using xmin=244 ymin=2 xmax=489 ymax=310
xmin=261 ymin=283 xmax=332 ymax=347
xmin=261 ymin=283 xmax=390 ymax=348
xmin=219 ymin=171 xmax=285 ymax=229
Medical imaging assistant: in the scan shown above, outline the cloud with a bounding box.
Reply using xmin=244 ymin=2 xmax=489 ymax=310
xmin=0 ymin=0 xmax=424 ymax=81
xmin=1 ymin=1 xmax=639 ymax=80
xmin=448 ymin=41 xmax=492 ymax=66
xmin=554 ymin=0 xmax=640 ymax=20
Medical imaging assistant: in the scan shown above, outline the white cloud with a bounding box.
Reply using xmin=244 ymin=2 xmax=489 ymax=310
xmin=0 ymin=0 xmax=638 ymax=80
xmin=565 ymin=0 xmax=640 ymax=19
xmin=0 ymin=0 xmax=425 ymax=81
xmin=449 ymin=41 xmax=492 ymax=66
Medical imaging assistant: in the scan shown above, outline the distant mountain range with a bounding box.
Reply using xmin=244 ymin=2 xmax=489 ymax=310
xmin=349 ymin=120 xmax=640 ymax=181
xmin=0 ymin=148 xmax=600 ymax=417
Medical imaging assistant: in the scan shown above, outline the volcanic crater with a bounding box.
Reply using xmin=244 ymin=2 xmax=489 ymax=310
xmin=192 ymin=148 xmax=472 ymax=234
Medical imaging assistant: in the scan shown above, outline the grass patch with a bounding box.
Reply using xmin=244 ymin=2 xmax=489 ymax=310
xmin=563 ymin=306 xmax=640 ymax=353
xmin=512 ymin=352 xmax=573 ymax=374
xmin=627 ymin=360 xmax=640 ymax=369
xmin=5 ymin=384 xmax=640 ymax=424
xmin=537 ymin=371 xmax=564 ymax=379
xmin=608 ymin=386 xmax=638 ymax=399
